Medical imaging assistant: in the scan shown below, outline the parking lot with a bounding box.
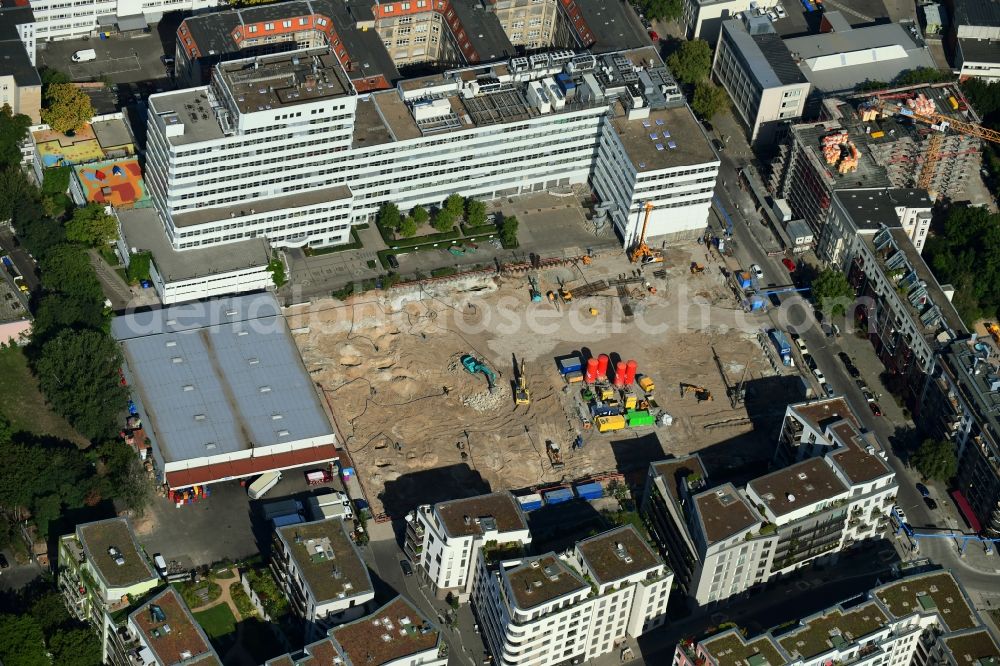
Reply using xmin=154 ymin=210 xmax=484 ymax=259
xmin=36 ymin=14 xmax=181 ymax=85
xmin=133 ymin=464 xmax=347 ymax=570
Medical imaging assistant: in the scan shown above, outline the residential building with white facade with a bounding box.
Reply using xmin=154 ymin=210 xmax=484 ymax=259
xmin=58 ymin=518 xmax=162 ymax=664
xmin=405 ymin=491 xmax=530 ymax=601
xmin=0 ymin=1 xmax=40 ymax=123
xmin=953 ymin=0 xmax=1000 ymax=81
xmin=642 ymin=397 xmax=898 ymax=608
xmin=30 ymin=0 xmax=221 ymax=42
xmin=139 ymin=45 xmax=718 ymax=278
xmin=819 ymin=188 xmax=933 ymax=267
xmin=673 ymin=569 xmax=1000 ymax=666
xmin=272 ymin=518 xmax=375 ymax=641
xmin=472 ymin=525 xmax=671 ymax=666
xmin=682 ymin=0 xmax=777 ymax=45
xmin=712 ymin=13 xmax=810 ymax=146
xmin=266 ymin=596 xmax=448 ymax=666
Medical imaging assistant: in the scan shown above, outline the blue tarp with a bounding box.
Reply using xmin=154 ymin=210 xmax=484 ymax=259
xmin=544 ymin=488 xmax=575 ymax=505
xmin=575 ymin=482 xmax=604 ymax=500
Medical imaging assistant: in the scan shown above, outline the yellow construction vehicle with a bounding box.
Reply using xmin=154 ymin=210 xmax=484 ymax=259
xmin=546 ymin=441 xmax=565 ymax=469
xmin=515 ymin=358 xmax=531 ymax=405
xmin=680 ymin=383 xmax=713 ymax=402
xmin=987 ymin=322 xmax=1000 ymax=345
xmin=629 ymin=202 xmax=664 ymax=264
xmin=637 ymin=374 xmax=655 ymax=393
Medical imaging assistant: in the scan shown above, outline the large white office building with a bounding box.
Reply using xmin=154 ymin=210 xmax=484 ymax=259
xmin=140 ymin=45 xmax=719 ymax=263
xmin=30 ymin=0 xmax=221 ymax=42
xmin=472 ymin=525 xmax=671 ymax=666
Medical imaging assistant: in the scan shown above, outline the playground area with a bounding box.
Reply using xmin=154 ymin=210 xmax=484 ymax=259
xmin=33 ymin=117 xmax=134 ymax=168
xmin=73 ymin=159 xmax=147 ymax=207
xmin=290 ymin=243 xmax=795 ymax=518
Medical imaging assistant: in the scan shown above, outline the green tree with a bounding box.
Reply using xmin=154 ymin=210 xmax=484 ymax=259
xmin=410 ymin=205 xmax=429 ymax=226
xmin=855 ymin=79 xmax=889 ymax=93
xmin=923 ymin=205 xmax=1000 ymax=324
xmin=66 ymin=202 xmax=117 ymax=246
xmin=895 ymin=67 xmax=949 ymax=86
xmin=35 ymin=329 xmax=128 ymax=441
xmin=443 ymin=193 xmax=464 ymax=218
xmin=636 ymin=0 xmax=682 ymax=21
xmin=398 ymin=216 xmax=417 ymax=237
xmin=691 ymin=81 xmax=729 ymax=120
xmin=0 ymin=167 xmax=36 ymax=222
xmin=912 ymin=438 xmax=958 ymax=482
xmin=431 ymin=209 xmax=455 ymax=233
xmin=500 ymin=215 xmax=519 ymax=248
xmin=34 ymin=292 xmax=107 ymax=341
xmin=666 ymin=40 xmax=712 ymax=85
xmin=39 ymin=244 xmax=103 ymax=302
xmin=376 ymin=202 xmax=402 ymax=231
xmin=811 ymin=268 xmax=855 ymax=316
xmin=267 ymin=254 xmax=286 ymax=288
xmin=41 ymin=83 xmax=94 ymax=134
xmin=0 ymin=104 xmax=31 ymax=169
xmin=39 ymin=67 xmax=70 ymax=95
xmin=0 ymin=615 xmax=48 ymax=666
xmin=30 ymin=591 xmax=71 ymax=634
xmin=962 ymin=78 xmax=1000 ymax=118
xmin=15 ymin=199 xmax=67 ymax=257
xmin=48 ymin=626 xmax=102 ymax=666
xmin=465 ymin=198 xmax=487 ymax=227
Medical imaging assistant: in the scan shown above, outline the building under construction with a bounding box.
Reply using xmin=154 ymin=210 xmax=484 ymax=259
xmin=769 ymin=82 xmax=984 ymax=234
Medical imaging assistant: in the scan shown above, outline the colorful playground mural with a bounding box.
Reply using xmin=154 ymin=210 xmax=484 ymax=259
xmin=33 ymin=126 xmax=107 ymax=167
xmin=73 ymin=159 xmax=147 ymax=207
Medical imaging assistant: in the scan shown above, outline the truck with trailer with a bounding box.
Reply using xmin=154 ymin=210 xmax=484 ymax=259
xmin=768 ymin=329 xmax=793 ymax=366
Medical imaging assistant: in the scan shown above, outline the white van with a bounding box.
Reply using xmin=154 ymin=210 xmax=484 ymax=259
xmin=247 ymin=470 xmax=281 ymax=500
xmin=153 ymin=554 xmax=168 ymax=578
xmin=71 ymin=49 xmax=97 ymax=62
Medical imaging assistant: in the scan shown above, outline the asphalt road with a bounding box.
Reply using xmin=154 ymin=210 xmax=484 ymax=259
xmin=709 ymin=139 xmax=1000 ymax=598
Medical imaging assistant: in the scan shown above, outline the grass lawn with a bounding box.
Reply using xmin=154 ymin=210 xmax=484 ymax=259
xmin=193 ymin=604 xmax=237 ymax=640
xmin=0 ymin=346 xmax=86 ymax=446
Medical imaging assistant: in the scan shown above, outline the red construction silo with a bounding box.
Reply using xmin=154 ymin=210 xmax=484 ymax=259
xmin=585 ymin=357 xmax=599 ymax=383
xmin=625 ymin=360 xmax=638 ymax=385
xmin=614 ymin=361 xmax=627 ymax=387
xmin=597 ymin=354 xmax=609 ymax=379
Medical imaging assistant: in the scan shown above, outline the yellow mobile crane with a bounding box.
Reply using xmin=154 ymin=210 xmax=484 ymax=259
xmin=629 ymin=202 xmax=664 ymax=264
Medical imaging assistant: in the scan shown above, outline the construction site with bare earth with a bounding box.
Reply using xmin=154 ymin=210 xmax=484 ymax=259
xmin=288 ymin=242 xmax=807 ymax=520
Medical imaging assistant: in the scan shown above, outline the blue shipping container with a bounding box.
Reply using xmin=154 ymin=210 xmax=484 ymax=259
xmin=544 ymin=488 xmax=575 ymax=505
xmin=518 ymin=493 xmax=543 ymax=511
xmin=272 ymin=513 xmax=304 ymax=528
xmin=575 ymin=482 xmax=604 ymax=500
xmin=557 ymin=355 xmax=583 ymax=374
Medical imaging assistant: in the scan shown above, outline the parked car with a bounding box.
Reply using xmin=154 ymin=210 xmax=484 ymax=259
xmin=750 ymin=263 xmax=764 ymax=280
xmin=400 ymin=559 xmax=414 ymax=576
xmin=793 ymin=336 xmax=808 ymax=354
xmin=782 ymin=257 xmax=796 ymax=272
xmin=0 ymin=554 xmax=8 ymax=569
xmin=893 ymin=505 xmax=908 ymax=525
xmin=916 ymin=483 xmax=930 ymax=498
xmin=855 ymin=378 xmax=867 ymax=391
xmin=804 ymin=354 xmax=818 ymax=371
xmin=713 ymin=138 xmax=726 ymax=152
xmin=862 ymin=389 xmax=876 ymax=403
xmin=824 ymin=382 xmax=835 ymax=397
xmin=812 ymin=368 xmax=825 ymax=383
xmin=838 ymin=352 xmax=852 ymax=365
xmin=775 ymin=5 xmax=786 ymax=18
xmin=923 ymin=497 xmax=938 ymax=511
xmin=846 ymin=364 xmax=861 ymax=379
xmin=648 ymin=30 xmax=660 ymax=41
xmin=387 ymin=254 xmax=400 ymax=269
xmin=869 ymin=402 xmax=883 ymax=416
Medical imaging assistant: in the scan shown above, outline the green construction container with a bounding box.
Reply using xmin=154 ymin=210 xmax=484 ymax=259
xmin=626 ymin=409 xmax=654 ymax=427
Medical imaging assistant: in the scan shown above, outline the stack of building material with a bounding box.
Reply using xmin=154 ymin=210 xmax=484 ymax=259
xmin=821 ymin=131 xmax=850 ymax=165
xmin=906 ymin=94 xmax=935 ymax=116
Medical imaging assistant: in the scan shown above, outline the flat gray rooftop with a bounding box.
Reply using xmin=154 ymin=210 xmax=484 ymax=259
xmin=91 ymin=118 xmax=133 ymax=149
xmin=217 ymin=50 xmax=352 ymax=115
xmin=611 ymin=102 xmax=718 ymax=173
xmin=149 ymin=88 xmax=226 ymax=146
xmin=112 ymin=292 xmax=335 ymax=464
xmin=170 ymin=185 xmax=352 ymax=228
xmin=117 ymin=208 xmax=270 ymax=282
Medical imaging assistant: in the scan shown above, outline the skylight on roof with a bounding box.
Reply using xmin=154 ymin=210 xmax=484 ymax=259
xmin=655 ymin=119 xmax=664 ymax=126
xmin=655 ymin=143 xmax=664 ymax=151
xmin=649 ymin=133 xmax=658 ymax=140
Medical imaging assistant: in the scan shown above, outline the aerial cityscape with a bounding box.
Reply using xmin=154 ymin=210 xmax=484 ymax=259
xmin=1 ymin=0 xmax=1000 ymax=663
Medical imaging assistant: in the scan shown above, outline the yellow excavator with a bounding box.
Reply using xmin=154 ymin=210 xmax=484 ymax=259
xmin=630 ymin=202 xmax=664 ymax=265
xmin=515 ymin=358 xmax=531 ymax=406
xmin=680 ymin=383 xmax=713 ymax=402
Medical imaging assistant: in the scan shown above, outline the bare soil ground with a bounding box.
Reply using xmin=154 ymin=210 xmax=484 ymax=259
xmin=289 ymin=242 xmax=801 ymax=517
